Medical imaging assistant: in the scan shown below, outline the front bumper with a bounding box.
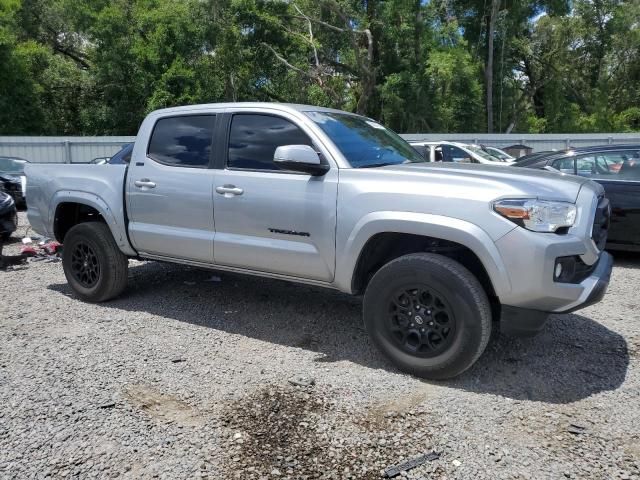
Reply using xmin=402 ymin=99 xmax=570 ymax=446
xmin=500 ymin=252 xmax=613 ymax=336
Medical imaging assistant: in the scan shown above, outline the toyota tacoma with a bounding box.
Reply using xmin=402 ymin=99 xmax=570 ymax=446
xmin=25 ymin=103 xmax=613 ymax=379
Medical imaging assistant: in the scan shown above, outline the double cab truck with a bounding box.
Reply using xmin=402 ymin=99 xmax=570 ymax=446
xmin=25 ymin=103 xmax=613 ymax=379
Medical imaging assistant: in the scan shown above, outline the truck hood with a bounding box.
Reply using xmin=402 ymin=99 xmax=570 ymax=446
xmin=375 ymin=162 xmax=593 ymax=202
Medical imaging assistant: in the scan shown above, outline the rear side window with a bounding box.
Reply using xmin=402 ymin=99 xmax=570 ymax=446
xmin=148 ymin=115 xmax=216 ymax=168
xmin=227 ymin=114 xmax=313 ymax=171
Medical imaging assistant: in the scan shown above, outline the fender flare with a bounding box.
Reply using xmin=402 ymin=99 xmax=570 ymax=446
xmin=334 ymin=211 xmax=512 ymax=298
xmin=49 ymin=190 xmax=137 ymax=256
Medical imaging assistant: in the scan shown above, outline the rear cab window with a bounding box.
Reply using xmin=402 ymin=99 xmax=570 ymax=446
xmin=147 ymin=115 xmax=216 ymax=168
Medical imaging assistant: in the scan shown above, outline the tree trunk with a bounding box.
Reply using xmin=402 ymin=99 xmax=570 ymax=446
xmin=485 ymin=0 xmax=500 ymax=133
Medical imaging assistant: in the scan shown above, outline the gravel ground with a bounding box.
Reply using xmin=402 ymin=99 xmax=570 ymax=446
xmin=1 ymin=212 xmax=639 ymax=479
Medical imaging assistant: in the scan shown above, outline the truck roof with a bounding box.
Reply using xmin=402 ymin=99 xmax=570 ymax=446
xmin=149 ymin=102 xmax=353 ymax=116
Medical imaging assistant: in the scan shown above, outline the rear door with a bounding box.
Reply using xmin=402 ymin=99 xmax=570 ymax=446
xmin=126 ymin=114 xmax=218 ymax=263
xmin=211 ymin=111 xmax=338 ymax=282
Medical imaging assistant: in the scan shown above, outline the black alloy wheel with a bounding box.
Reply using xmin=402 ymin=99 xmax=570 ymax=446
xmin=388 ymin=286 xmax=456 ymax=357
xmin=70 ymin=241 xmax=101 ymax=288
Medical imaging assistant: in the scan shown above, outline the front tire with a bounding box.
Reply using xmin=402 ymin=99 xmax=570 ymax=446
xmin=62 ymin=222 xmax=128 ymax=302
xmin=363 ymin=253 xmax=491 ymax=379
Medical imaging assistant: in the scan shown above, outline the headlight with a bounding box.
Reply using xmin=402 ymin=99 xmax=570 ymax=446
xmin=20 ymin=175 xmax=26 ymax=194
xmin=493 ymin=199 xmax=577 ymax=233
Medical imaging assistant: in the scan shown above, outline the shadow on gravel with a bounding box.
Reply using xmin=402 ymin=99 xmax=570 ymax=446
xmin=48 ymin=261 xmax=629 ymax=404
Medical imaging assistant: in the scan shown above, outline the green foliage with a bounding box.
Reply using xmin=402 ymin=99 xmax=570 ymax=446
xmin=0 ymin=0 xmax=638 ymax=134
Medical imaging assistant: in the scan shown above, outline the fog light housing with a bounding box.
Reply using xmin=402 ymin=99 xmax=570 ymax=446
xmin=554 ymin=256 xmax=577 ymax=283
xmin=554 ymin=263 xmax=563 ymax=279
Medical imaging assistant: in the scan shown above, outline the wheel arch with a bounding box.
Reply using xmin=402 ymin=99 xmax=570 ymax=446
xmin=336 ymin=212 xmax=512 ymax=300
xmin=50 ymin=191 xmax=136 ymax=256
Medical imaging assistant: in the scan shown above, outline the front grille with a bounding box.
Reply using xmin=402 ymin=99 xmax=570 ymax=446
xmin=591 ymin=195 xmax=610 ymax=250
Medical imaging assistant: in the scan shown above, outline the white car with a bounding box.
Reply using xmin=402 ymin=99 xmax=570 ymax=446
xmin=410 ymin=141 xmax=514 ymax=165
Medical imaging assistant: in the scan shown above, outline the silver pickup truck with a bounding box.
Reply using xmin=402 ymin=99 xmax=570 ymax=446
xmin=25 ymin=103 xmax=613 ymax=379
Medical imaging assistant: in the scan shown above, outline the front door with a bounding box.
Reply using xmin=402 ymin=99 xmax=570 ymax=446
xmin=212 ymin=113 xmax=338 ymax=282
xmin=126 ymin=114 xmax=217 ymax=263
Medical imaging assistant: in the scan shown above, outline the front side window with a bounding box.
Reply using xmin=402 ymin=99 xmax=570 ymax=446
xmin=227 ymin=114 xmax=313 ymax=171
xmin=148 ymin=115 xmax=216 ymax=168
xmin=575 ymin=155 xmax=599 ymax=177
xmin=306 ymin=111 xmax=424 ymax=168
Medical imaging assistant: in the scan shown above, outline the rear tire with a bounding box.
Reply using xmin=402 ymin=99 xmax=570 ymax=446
xmin=62 ymin=222 xmax=128 ymax=302
xmin=363 ymin=252 xmax=491 ymax=379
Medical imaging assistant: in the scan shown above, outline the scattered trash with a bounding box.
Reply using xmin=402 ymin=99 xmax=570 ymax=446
xmin=171 ymin=357 xmax=186 ymax=363
xmin=205 ymin=275 xmax=221 ymax=282
xmin=1 ymin=236 xmax=62 ymax=270
xmin=97 ymin=401 xmax=116 ymax=409
xmin=40 ymin=241 xmax=62 ymax=255
xmin=19 ymin=245 xmax=37 ymax=256
xmin=566 ymin=424 xmax=587 ymax=435
xmin=451 ymin=459 xmax=462 ymax=467
xmin=287 ymin=375 xmax=316 ymax=387
xmin=383 ymin=451 xmax=441 ymax=477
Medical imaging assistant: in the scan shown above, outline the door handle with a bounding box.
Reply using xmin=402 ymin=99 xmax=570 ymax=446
xmin=215 ymin=184 xmax=244 ymax=196
xmin=134 ymin=179 xmax=156 ymax=188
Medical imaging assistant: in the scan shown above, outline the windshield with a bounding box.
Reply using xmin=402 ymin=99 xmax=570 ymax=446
xmin=485 ymin=147 xmax=511 ymax=160
xmin=466 ymin=145 xmax=504 ymax=162
xmin=0 ymin=158 xmax=26 ymax=174
xmin=306 ymin=111 xmax=425 ymax=167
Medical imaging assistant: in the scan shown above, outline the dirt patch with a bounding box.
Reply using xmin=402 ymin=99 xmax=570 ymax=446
xmin=220 ymin=385 xmax=437 ymax=479
xmin=124 ymin=384 xmax=203 ymax=427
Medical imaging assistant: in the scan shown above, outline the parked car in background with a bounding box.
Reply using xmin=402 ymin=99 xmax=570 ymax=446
xmin=90 ymin=144 xmax=133 ymax=165
xmin=478 ymin=145 xmax=515 ymax=162
xmin=0 ymin=156 xmax=28 ymax=209
xmin=107 ymin=143 xmax=133 ymax=165
xmin=0 ymin=190 xmax=18 ymax=241
xmin=90 ymin=156 xmax=110 ymax=165
xmin=26 ymin=102 xmax=612 ymax=379
xmin=409 ymin=141 xmax=511 ymax=165
xmin=515 ymin=144 xmax=640 ymax=251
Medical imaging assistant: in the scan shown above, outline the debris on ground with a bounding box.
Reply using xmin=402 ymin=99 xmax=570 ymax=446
xmin=287 ymin=375 xmax=316 ymax=387
xmin=567 ymin=424 xmax=587 ymax=435
xmin=1 ymin=236 xmax=62 ymax=270
xmin=383 ymin=451 xmax=441 ymax=478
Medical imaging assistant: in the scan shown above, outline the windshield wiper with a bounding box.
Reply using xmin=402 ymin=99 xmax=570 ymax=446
xmin=358 ymin=162 xmax=397 ymax=168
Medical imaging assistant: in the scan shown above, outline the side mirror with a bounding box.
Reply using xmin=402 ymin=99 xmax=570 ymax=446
xmin=273 ymin=145 xmax=329 ymax=176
